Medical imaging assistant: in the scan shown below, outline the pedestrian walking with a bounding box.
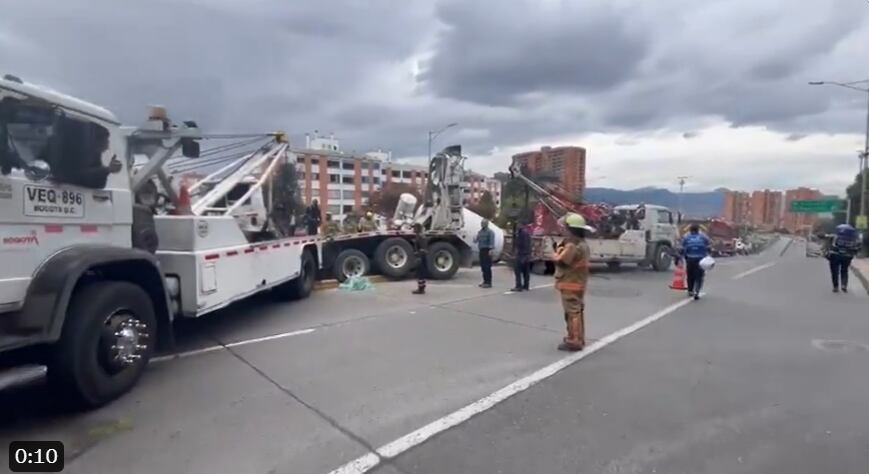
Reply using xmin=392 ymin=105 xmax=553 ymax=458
xmin=825 ymin=223 xmax=861 ymax=293
xmin=511 ymin=221 xmax=532 ymax=292
xmin=305 ymin=199 xmax=321 ymax=236
xmin=412 ymin=223 xmax=428 ymax=295
xmin=474 ymin=219 xmax=495 ymax=288
xmin=680 ymin=223 xmax=711 ymax=300
xmin=553 ymin=213 xmax=594 ymax=352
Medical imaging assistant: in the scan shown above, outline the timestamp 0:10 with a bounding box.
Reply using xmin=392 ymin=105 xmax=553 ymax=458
xmin=8 ymin=441 xmax=65 ymax=473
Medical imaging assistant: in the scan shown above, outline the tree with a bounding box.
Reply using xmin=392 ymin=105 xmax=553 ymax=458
xmin=469 ymin=190 xmax=497 ymax=220
xmin=368 ymin=182 xmax=421 ymax=216
xmin=264 ymin=160 xmax=302 ymax=237
xmin=845 ymin=170 xmax=868 ymax=225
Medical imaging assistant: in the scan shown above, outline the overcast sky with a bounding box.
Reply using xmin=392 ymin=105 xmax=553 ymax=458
xmin=2 ymin=0 xmax=868 ymax=194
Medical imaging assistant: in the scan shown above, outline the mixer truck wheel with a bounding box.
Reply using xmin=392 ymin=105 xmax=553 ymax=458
xmin=426 ymin=241 xmax=460 ymax=280
xmin=334 ymin=249 xmax=370 ymax=282
xmin=375 ymin=238 xmax=414 ymax=279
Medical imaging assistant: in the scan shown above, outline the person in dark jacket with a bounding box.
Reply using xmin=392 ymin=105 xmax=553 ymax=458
xmin=305 ymin=199 xmax=322 ymax=235
xmin=825 ymin=224 xmax=861 ymax=293
xmin=511 ymin=221 xmax=532 ymax=292
xmin=680 ymin=223 xmax=711 ymax=300
xmin=411 ymin=223 xmax=428 ymax=295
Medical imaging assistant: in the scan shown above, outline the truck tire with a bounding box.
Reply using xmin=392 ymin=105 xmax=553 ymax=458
xmin=531 ymin=261 xmax=548 ymax=275
xmin=276 ymin=250 xmax=316 ymax=300
xmin=334 ymin=249 xmax=370 ymax=282
xmin=607 ymin=261 xmax=621 ymax=271
xmin=426 ymin=241 xmax=460 ymax=280
xmin=375 ymin=238 xmax=414 ymax=279
xmin=651 ymin=244 xmax=673 ymax=271
xmin=49 ymin=281 xmax=157 ymax=409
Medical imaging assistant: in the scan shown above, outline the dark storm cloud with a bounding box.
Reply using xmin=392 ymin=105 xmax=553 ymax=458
xmin=1 ymin=0 xmax=867 ymax=164
xmin=418 ymin=0 xmax=649 ymax=106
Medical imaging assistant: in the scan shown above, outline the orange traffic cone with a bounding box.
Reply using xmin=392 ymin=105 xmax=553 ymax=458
xmin=174 ymin=184 xmax=192 ymax=215
xmin=669 ymin=262 xmax=687 ymax=290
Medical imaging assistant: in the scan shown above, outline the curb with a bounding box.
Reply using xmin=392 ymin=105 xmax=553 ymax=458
xmin=851 ymin=263 xmax=869 ymax=295
xmin=314 ymin=274 xmax=390 ymax=291
xmin=779 ymin=238 xmax=793 ymax=257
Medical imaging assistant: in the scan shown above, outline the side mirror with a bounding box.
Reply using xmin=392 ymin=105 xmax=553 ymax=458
xmin=24 ymin=160 xmax=51 ymax=181
xmin=182 ymin=139 xmax=200 ymax=158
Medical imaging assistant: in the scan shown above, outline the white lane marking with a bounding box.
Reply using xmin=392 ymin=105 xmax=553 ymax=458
xmin=328 ymin=453 xmax=380 ymax=474
xmin=504 ymin=283 xmax=554 ymax=294
xmin=325 ymin=298 xmax=693 ymax=474
xmin=150 ymin=328 xmax=316 ymax=363
xmin=731 ymin=262 xmax=776 ymax=280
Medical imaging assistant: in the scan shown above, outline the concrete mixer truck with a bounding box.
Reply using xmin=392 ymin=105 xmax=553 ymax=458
xmin=319 ymin=145 xmax=504 ymax=282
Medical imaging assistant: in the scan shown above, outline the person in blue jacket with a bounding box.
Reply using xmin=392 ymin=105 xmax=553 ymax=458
xmin=681 ymin=223 xmax=711 ymax=300
xmin=825 ymin=224 xmax=861 ymax=293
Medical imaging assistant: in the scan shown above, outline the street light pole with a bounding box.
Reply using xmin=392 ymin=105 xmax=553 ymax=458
xmin=677 ymin=176 xmax=689 ymax=221
xmin=809 ymin=80 xmax=869 ymax=227
xmin=427 ymin=122 xmax=458 ymax=160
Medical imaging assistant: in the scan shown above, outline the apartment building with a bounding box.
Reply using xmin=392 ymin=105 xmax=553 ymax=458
xmin=512 ymin=146 xmax=586 ymax=200
xmin=722 ymin=191 xmax=751 ymax=224
xmin=749 ymin=190 xmax=783 ymax=229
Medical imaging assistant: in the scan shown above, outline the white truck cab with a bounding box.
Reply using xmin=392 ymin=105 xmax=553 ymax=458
xmin=0 ymin=74 xmax=318 ymax=407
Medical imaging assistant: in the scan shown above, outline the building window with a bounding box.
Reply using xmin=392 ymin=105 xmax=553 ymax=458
xmin=329 ymin=174 xmax=340 ymax=183
xmin=342 ymin=190 xmax=354 ymax=199
xmin=342 ymin=162 xmax=354 ymax=170
xmin=328 ymin=190 xmax=340 ymax=199
xmin=311 ymin=172 xmax=319 ymax=180
xmin=342 ymin=205 xmax=354 ymax=214
xmin=392 ymin=170 xmax=401 ymax=178
xmin=328 ymin=205 xmax=340 ymax=215
xmin=361 ymin=176 xmax=369 ymax=184
xmin=310 ymin=158 xmax=319 ymax=166
xmin=328 ymin=160 xmax=340 ymax=169
xmin=342 ymin=176 xmax=354 ymax=184
xmin=311 ymin=189 xmax=320 ymax=198
xmin=361 ymin=191 xmax=370 ymax=199
xmin=373 ymin=177 xmax=381 ymax=185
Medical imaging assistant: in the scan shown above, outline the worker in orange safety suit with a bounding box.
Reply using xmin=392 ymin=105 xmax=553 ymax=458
xmin=553 ymin=213 xmax=594 ymax=351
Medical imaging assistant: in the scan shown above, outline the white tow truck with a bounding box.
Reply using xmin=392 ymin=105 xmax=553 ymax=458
xmin=507 ymin=160 xmax=677 ymax=272
xmin=0 ymin=74 xmax=319 ymax=407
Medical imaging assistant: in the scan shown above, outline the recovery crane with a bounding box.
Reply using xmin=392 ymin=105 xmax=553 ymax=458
xmin=0 ymin=74 xmax=318 ymax=407
xmin=507 ymin=158 xmax=677 ymax=272
xmin=318 ymin=145 xmax=504 ymax=282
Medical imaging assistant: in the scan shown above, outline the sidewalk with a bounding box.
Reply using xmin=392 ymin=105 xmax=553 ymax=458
xmin=852 ymin=258 xmax=869 ymax=294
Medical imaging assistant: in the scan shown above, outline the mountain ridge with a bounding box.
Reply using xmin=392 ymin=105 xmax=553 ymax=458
xmin=584 ymin=187 xmax=725 ymax=218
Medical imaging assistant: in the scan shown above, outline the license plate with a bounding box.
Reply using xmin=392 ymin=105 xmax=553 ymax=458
xmin=23 ymin=185 xmax=85 ymax=218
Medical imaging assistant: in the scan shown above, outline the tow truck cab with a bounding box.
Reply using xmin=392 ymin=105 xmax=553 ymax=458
xmin=0 ymin=75 xmax=318 ymax=408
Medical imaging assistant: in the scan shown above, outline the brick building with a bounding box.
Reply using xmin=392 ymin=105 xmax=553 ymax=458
xmin=294 ymin=133 xmax=499 ymax=220
xmin=512 ymin=146 xmax=586 ymax=200
xmin=722 ymin=191 xmax=751 ymax=224
xmin=783 ymin=187 xmax=823 ymax=233
xmin=749 ymin=190 xmax=783 ymax=229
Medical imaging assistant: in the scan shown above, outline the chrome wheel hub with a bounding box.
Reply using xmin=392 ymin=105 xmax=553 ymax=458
xmin=105 ymin=312 xmax=149 ymax=369
xmin=386 ymin=247 xmax=408 ymax=268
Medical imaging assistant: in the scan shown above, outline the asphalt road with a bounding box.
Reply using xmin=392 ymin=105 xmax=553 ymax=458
xmin=4 ymin=237 xmax=867 ymax=474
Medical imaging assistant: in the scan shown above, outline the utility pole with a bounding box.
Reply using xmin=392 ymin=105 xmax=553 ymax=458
xmin=809 ymin=80 xmax=869 ymax=230
xmin=427 ymin=122 xmax=458 ymax=160
xmin=677 ymin=176 xmax=689 ymax=222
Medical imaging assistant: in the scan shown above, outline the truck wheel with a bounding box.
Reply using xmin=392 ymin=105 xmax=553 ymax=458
xmin=375 ymin=238 xmax=414 ymax=279
xmin=651 ymin=244 xmax=672 ymax=271
xmin=334 ymin=249 xmax=370 ymax=282
xmin=426 ymin=241 xmax=460 ymax=280
xmin=276 ymin=250 xmax=316 ymax=299
xmin=49 ymin=281 xmax=157 ymax=409
xmin=531 ymin=261 xmax=548 ymax=275
xmin=607 ymin=261 xmax=621 ymax=271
